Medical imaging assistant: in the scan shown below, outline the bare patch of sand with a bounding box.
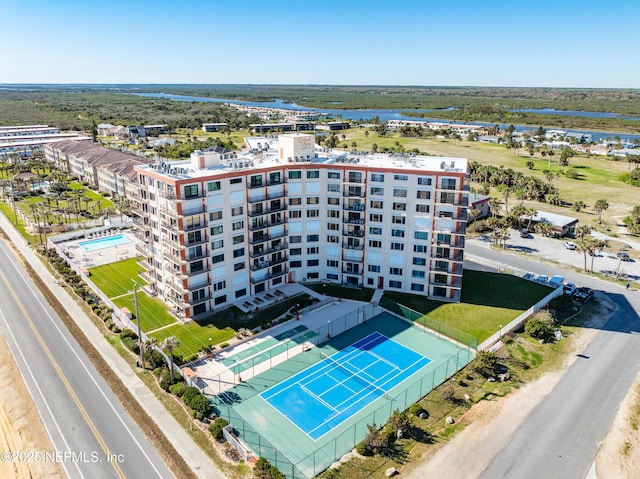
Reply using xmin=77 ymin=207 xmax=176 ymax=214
xmin=403 ymin=296 xmax=614 ymax=479
xmin=0 ymin=333 xmax=65 ymax=479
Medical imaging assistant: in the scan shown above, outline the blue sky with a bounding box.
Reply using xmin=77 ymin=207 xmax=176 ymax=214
xmin=1 ymin=0 xmax=638 ymax=87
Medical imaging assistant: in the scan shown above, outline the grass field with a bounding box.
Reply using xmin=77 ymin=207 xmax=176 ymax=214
xmin=113 ymin=293 xmax=178 ymax=332
xmin=383 ymin=270 xmax=552 ymax=341
xmin=88 ymin=258 xmax=146 ymax=298
xmin=149 ymin=320 xmax=235 ymax=362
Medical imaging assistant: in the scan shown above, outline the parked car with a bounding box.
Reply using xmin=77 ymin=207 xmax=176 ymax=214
xmin=520 ymin=228 xmax=530 ymax=238
xmin=573 ymin=287 xmax=594 ymax=303
xmin=617 ymin=251 xmax=632 ymax=261
xmin=536 ymin=275 xmax=549 ymax=285
xmin=563 ymin=282 xmax=576 ymax=295
xmin=564 ymin=241 xmax=576 ymax=250
xmin=523 ymin=272 xmax=535 ymax=281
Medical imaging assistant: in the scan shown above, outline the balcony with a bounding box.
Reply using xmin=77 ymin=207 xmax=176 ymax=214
xmin=342 ymin=242 xmax=364 ymax=250
xmin=183 ymin=249 xmax=208 ymax=262
xmin=249 ymin=229 xmax=287 ymax=245
xmin=430 ymin=276 xmax=463 ymax=288
xmin=250 ymin=267 xmax=289 ymax=284
xmin=159 ymin=207 xmax=178 ymax=219
xmin=166 ymin=281 xmax=188 ymax=296
xmin=161 ymin=219 xmax=178 ymax=232
xmin=135 ymin=243 xmax=150 ymax=257
xmin=184 ymin=221 xmax=207 ymax=232
xmin=182 ymin=204 xmax=207 ymax=216
xmin=158 ymin=189 xmax=177 ymax=200
xmin=249 ymin=242 xmax=288 ymax=258
xmin=248 ymin=177 xmax=286 ymax=189
xmin=248 ymin=217 xmax=286 ymax=231
xmin=248 ymin=204 xmax=287 ymax=217
xmin=342 ymin=268 xmax=362 ymax=275
xmin=139 ymin=270 xmax=155 ymax=284
xmin=342 ymin=216 xmax=364 ymax=225
xmin=343 ymin=229 xmax=364 ymax=237
xmin=343 ymin=188 xmax=366 ymax=198
xmin=184 ymin=235 xmax=208 ymax=248
xmin=184 ymin=264 xmax=211 ymax=277
xmin=185 ymin=292 xmax=212 ymax=306
xmin=343 ymin=203 xmax=365 ymax=212
xmin=247 ymin=190 xmax=287 ymax=202
xmin=250 ymin=255 xmax=288 ymax=271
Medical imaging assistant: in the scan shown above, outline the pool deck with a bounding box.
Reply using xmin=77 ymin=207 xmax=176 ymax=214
xmin=58 ymin=229 xmax=141 ymax=268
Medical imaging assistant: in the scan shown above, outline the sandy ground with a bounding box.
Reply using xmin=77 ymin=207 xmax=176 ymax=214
xmin=595 ymin=370 xmax=640 ymax=478
xmin=0 ymin=333 xmax=65 ymax=479
xmin=404 ymin=296 xmax=616 ymax=479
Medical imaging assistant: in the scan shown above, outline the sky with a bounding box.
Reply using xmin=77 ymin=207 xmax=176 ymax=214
xmin=1 ymin=0 xmax=639 ymax=88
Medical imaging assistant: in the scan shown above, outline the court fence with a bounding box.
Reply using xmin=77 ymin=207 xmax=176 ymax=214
xmin=379 ymin=297 xmax=479 ymax=350
xmin=210 ymin=311 xmax=475 ymax=479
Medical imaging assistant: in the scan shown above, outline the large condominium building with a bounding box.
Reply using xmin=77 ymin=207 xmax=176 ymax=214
xmin=133 ymin=134 xmax=468 ymax=319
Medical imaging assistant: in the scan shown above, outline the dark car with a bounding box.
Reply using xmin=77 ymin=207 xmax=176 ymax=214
xmin=617 ymin=251 xmax=632 ymax=262
xmin=573 ymin=287 xmax=594 ymax=303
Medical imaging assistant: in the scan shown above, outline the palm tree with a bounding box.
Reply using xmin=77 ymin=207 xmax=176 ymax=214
xmin=575 ymin=223 xmax=592 ymax=241
xmin=469 ymin=208 xmax=481 ymax=232
xmin=161 ymin=336 xmax=180 ymax=384
xmin=594 ymin=199 xmax=609 ymax=224
xmin=488 ymin=197 xmax=501 ymax=218
xmin=144 ymin=337 xmax=159 ymax=369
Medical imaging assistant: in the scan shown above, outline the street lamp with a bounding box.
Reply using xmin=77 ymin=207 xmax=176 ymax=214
xmin=499 ymin=324 xmax=503 ymax=340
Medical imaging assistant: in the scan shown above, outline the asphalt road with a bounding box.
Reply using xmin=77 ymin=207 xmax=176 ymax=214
xmin=0 ymin=238 xmax=174 ymax=479
xmin=466 ymin=241 xmax=640 ymax=479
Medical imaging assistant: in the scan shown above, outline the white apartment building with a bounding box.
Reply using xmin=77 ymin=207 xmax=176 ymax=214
xmin=133 ymin=134 xmax=468 ymax=319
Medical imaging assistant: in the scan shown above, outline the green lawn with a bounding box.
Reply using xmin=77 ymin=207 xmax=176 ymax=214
xmin=88 ymin=258 xmax=146 ymax=298
xmin=149 ymin=321 xmax=235 ymax=363
xmin=383 ymin=270 xmax=552 ymax=342
xmin=113 ymin=293 xmax=177 ymax=332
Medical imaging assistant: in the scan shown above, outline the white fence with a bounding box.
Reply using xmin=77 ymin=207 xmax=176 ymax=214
xmin=477 ymin=286 xmax=564 ymax=351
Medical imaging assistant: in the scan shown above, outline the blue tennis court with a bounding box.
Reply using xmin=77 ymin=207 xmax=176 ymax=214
xmin=261 ymin=332 xmax=431 ymax=440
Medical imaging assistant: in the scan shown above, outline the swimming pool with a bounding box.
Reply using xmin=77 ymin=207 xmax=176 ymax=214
xmin=79 ymin=234 xmax=132 ymax=252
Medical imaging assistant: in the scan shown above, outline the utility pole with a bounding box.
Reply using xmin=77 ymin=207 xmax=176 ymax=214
xmin=134 ymin=282 xmax=144 ymax=369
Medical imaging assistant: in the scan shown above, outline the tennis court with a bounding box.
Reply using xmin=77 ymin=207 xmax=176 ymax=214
xmin=262 ymin=332 xmax=431 ymax=440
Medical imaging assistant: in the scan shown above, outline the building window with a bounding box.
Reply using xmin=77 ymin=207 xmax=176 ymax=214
xmin=231 ymin=206 xmax=243 ymax=216
xmin=212 ymin=253 xmax=225 ymax=264
xmin=414 ymin=231 xmax=429 ymax=240
xmin=416 ymin=190 xmax=431 ymax=199
xmin=233 ymin=248 xmax=245 ymax=258
xmin=437 ymin=233 xmax=452 ymax=244
xmin=307 ymin=197 xmax=320 ymax=204
xmin=327 ymin=260 xmax=339 ymax=268
xmin=210 ymin=210 xmax=222 ymax=221
xmin=369 ymin=240 xmax=381 ymax=248
xmin=391 ymin=242 xmax=404 ymax=250
xmin=327 ymin=183 xmax=340 ymax=192
xmin=394 ymin=174 xmax=408 ymax=181
xmin=250 ymin=175 xmax=263 ymax=187
xmin=210 ymin=225 xmax=223 ymax=236
xmin=418 ymin=177 xmax=432 ymax=185
xmin=371 ymin=173 xmax=384 ymax=182
xmin=233 ymin=234 xmax=244 ymax=244
xmin=327 ymin=223 xmax=339 ymax=231
xmin=290 ymin=248 xmax=302 ymax=256
xmin=369 ymin=227 xmax=382 ymax=235
xmin=414 ymin=244 xmax=428 ymax=253
xmin=269 ymin=172 xmax=281 ymax=183
xmin=413 ymin=257 xmax=427 ymax=265
xmin=232 ymin=220 xmax=244 ymax=230
xmin=211 ymin=239 xmax=224 ymax=250
xmin=235 ymin=288 xmax=247 ymax=298
xmin=328 ymin=210 xmax=340 ymax=218
xmin=187 ymin=231 xmax=202 ymax=244
xmin=208 ymin=181 xmax=221 ymax=191
xmin=390 ymin=267 xmax=403 ymax=275
xmin=214 ymin=294 xmax=227 ymax=305
xmin=288 ymin=170 xmax=301 ymax=179
xmin=213 ymin=280 xmax=226 ymax=291
xmin=370 ymin=213 xmax=383 ymax=222
xmin=327 ymin=235 xmax=339 ymax=243
xmin=370 ymin=187 xmax=384 ymax=196
xmin=391 ymin=229 xmax=405 ymax=237
xmin=389 ymin=280 xmax=402 ymax=288
xmin=368 ymin=265 xmax=381 ymax=273
xmin=327 ymin=197 xmax=340 ymax=205
xmin=307 ymin=210 xmax=319 ymax=218
xmin=289 ymin=197 xmax=302 ymax=205
xmin=230 ymin=177 xmax=242 ymax=185
xmin=190 ymin=260 xmax=204 ymax=273
xmin=290 ymin=260 xmax=302 ymax=268
xmin=441 ymin=178 xmax=457 ymax=190
xmin=392 ymin=215 xmax=406 ymax=224
xmin=307 ymin=170 xmax=320 ymax=178
xmin=412 ymin=270 xmax=426 ymax=278
xmin=370 ymin=200 xmax=383 ymax=209
xmin=416 ymin=204 xmax=430 ymax=213
xmin=393 ymin=188 xmax=407 ymax=197
xmin=328 ymin=273 xmax=339 ymax=280
xmin=393 ymin=202 xmax=406 ymax=211
xmin=234 ymin=261 xmax=245 ymax=271
xmin=290 ymin=235 xmax=302 ymax=243
xmin=184 ymin=185 xmax=199 ymax=198
xmin=307 ymin=234 xmax=319 ymax=242
xmin=307 ymin=259 xmax=319 ymax=267
xmin=307 ymin=247 xmax=319 ymax=254
xmin=290 ymin=210 xmax=302 ymax=218
xmin=411 ymin=283 xmax=425 ymax=292
xmin=328 ymin=172 xmax=341 ymax=179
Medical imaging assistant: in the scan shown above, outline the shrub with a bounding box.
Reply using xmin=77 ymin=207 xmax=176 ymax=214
xmin=182 ymin=386 xmax=200 ymax=404
xmin=408 ymin=403 xmax=427 ymax=417
xmin=160 ymin=370 xmax=181 ymax=391
xmin=121 ymin=337 xmax=140 ymax=354
xmin=253 ymin=457 xmax=285 ymax=479
xmin=169 ymin=382 xmax=187 ymax=397
xmin=363 ymin=423 xmax=388 ymax=455
xmin=119 ymin=329 xmax=138 ymax=340
xmin=220 ymin=343 xmax=229 ymax=349
xmin=469 ymin=350 xmax=498 ymax=377
xmin=355 ymin=441 xmax=373 ymax=456
xmin=525 ymin=310 xmax=556 ymax=339
xmin=209 ymin=418 xmax=229 ymax=440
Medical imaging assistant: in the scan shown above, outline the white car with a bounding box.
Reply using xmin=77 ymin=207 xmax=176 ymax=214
xmin=564 ymin=241 xmax=576 ymax=250
xmin=563 ymin=282 xmax=576 ymax=295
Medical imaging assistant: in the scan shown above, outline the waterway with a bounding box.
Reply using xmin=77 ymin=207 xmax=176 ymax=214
xmin=135 ymin=92 xmax=640 ymax=144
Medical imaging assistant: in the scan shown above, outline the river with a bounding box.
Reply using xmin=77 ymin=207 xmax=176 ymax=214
xmin=135 ymin=92 xmax=640 ymax=144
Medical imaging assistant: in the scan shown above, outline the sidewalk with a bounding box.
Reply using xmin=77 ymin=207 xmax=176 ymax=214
xmin=0 ymin=216 xmax=226 ymax=479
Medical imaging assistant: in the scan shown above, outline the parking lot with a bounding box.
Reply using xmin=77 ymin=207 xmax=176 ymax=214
xmin=471 ymin=231 xmax=640 ymax=285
